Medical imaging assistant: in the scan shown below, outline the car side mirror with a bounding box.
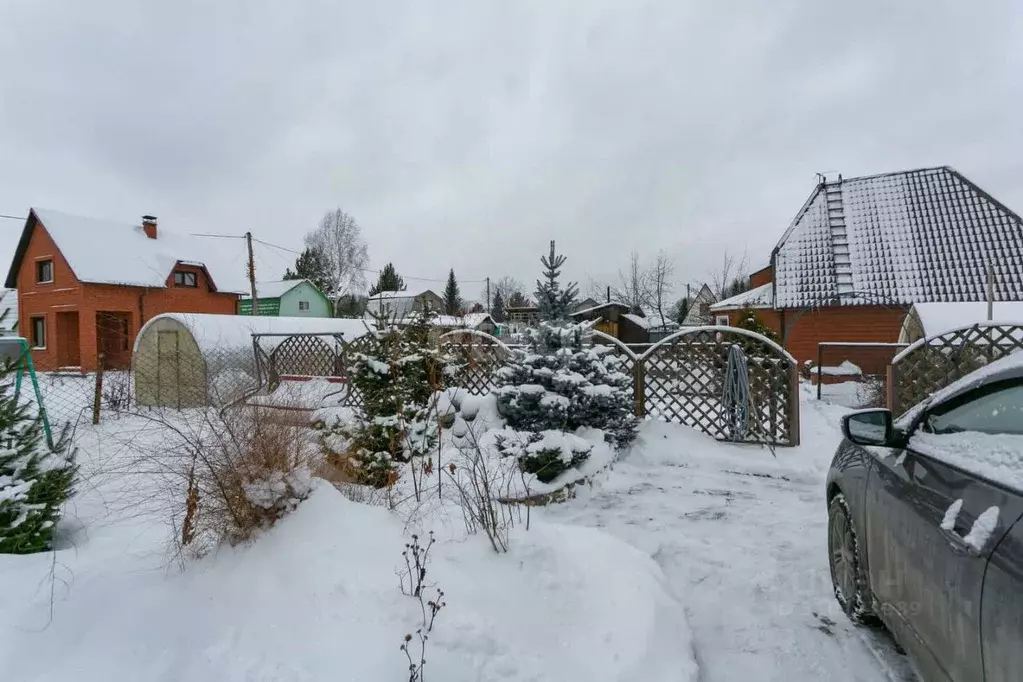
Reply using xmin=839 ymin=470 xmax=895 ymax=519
xmin=842 ymin=409 xmax=894 ymax=446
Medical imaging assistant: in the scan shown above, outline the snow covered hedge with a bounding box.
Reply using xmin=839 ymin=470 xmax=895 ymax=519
xmin=493 ymin=323 xmax=637 ymax=482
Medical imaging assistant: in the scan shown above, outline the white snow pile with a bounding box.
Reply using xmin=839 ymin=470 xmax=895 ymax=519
xmin=940 ymin=498 xmax=963 ymax=531
xmin=0 ymin=416 xmax=696 ymax=682
xmin=910 ymin=431 xmax=1023 ymax=492
xmin=964 ymin=506 xmax=1000 ymax=552
xmin=819 ymin=360 xmax=862 ymax=377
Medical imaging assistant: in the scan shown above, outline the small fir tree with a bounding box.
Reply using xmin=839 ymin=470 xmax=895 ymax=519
xmin=0 ymin=360 xmax=76 ymax=554
xmin=322 ymin=310 xmax=450 ymax=487
xmin=443 ymin=269 xmax=462 ymax=316
xmin=491 ymin=291 xmax=506 ymax=323
xmin=493 ymin=322 xmax=637 ymax=482
xmin=735 ymin=305 xmax=778 ymax=341
xmin=534 ymin=240 xmax=578 ymax=321
xmin=369 ymin=263 xmax=406 ymax=296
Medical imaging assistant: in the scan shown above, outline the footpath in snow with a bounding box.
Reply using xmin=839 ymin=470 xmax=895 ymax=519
xmin=541 ymin=392 xmax=918 ymax=682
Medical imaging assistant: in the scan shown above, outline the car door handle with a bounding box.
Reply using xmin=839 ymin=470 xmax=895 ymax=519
xmin=940 ymin=527 xmax=982 ymax=558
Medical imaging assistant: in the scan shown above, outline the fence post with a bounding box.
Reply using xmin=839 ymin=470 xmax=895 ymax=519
xmin=886 ymin=364 xmax=896 ymax=412
xmin=633 ymin=359 xmax=646 ymax=418
xmin=92 ymin=355 xmax=104 ymax=425
xmin=788 ymin=362 xmax=800 ymax=446
xmin=816 ymin=343 xmax=823 ymax=400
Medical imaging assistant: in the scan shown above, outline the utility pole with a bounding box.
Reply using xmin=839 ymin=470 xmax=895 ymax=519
xmin=987 ymin=264 xmax=994 ymax=321
xmin=486 ymin=276 xmax=491 ymax=314
xmin=246 ymin=232 xmax=258 ymax=316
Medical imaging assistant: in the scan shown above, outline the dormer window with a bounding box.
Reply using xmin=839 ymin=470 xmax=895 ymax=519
xmin=173 ymin=271 xmax=197 ymax=288
xmin=36 ymin=259 xmax=53 ymax=284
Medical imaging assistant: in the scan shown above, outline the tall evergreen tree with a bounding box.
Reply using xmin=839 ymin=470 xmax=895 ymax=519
xmin=443 ymin=269 xmax=462 ymax=315
xmin=507 ymin=291 xmax=530 ymax=309
xmin=369 ymin=263 xmax=406 ymax=296
xmin=0 ymin=360 xmax=76 ymax=554
xmin=283 ymin=246 xmax=333 ymax=299
xmin=491 ymin=291 xmax=506 ymax=322
xmin=534 ymin=240 xmax=578 ymax=321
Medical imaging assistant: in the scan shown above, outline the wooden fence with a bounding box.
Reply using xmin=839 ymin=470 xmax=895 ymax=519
xmin=888 ymin=323 xmax=1023 ymax=415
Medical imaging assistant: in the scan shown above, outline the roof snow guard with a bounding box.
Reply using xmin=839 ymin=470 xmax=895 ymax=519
xmin=773 ymin=167 xmax=1023 ymax=309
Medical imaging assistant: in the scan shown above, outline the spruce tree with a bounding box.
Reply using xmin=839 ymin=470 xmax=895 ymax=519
xmin=0 ymin=360 xmax=76 ymax=554
xmin=369 ymin=263 xmax=406 ymax=296
xmin=491 ymin=291 xmax=506 ymax=323
xmin=443 ymin=269 xmax=461 ymax=315
xmin=534 ymin=240 xmax=578 ymax=322
xmin=283 ymin=246 xmax=333 ymax=298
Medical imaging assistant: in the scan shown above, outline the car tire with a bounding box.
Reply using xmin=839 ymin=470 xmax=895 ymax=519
xmin=828 ymin=493 xmax=876 ymax=623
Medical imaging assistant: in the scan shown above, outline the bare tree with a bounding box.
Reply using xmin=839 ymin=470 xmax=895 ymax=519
xmin=610 ymin=251 xmax=649 ymax=314
xmin=482 ymin=276 xmax=528 ymax=309
xmin=305 ymin=208 xmax=370 ymax=313
xmin=645 ymin=250 xmax=675 ymax=325
xmin=584 ymin=275 xmax=610 ymax=303
xmin=708 ymin=249 xmax=750 ymax=301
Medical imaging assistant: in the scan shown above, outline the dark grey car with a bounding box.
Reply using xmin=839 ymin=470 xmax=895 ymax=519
xmin=826 ymin=356 xmax=1023 ymax=682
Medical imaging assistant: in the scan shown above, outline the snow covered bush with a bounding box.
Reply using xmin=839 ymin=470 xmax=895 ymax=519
xmin=735 ymin=305 xmax=778 ymax=342
xmin=494 ymin=322 xmax=637 ymax=482
xmin=0 ymin=361 xmax=76 ymax=554
xmin=321 ymin=311 xmax=453 ymax=489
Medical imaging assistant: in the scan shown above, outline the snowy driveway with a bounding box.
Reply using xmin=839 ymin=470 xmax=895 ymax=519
xmin=542 ymin=396 xmax=918 ymax=682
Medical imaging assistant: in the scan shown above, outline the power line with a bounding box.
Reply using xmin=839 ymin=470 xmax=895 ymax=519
xmin=0 ymin=214 xmax=25 ymax=221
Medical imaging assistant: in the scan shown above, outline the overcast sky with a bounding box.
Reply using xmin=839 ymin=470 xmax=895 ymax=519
xmin=1 ymin=1 xmax=1021 ymax=302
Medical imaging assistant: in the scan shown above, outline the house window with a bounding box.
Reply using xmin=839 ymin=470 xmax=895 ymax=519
xmin=298 ymin=301 xmax=310 ymax=311
xmin=30 ymin=316 xmax=46 ymax=348
xmin=36 ymin=260 xmax=53 ymax=284
xmin=715 ymin=315 xmax=730 ymax=326
xmin=173 ymin=271 xmax=197 ymax=288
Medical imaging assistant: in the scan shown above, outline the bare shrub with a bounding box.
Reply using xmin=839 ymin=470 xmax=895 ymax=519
xmin=397 ymin=532 xmax=446 ymax=682
xmin=132 ymin=406 xmax=317 ymax=556
xmin=861 ymin=376 xmax=887 ymax=409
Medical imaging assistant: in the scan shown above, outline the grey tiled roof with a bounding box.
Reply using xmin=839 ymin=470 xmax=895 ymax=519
xmin=774 ymin=167 xmax=1023 ymax=308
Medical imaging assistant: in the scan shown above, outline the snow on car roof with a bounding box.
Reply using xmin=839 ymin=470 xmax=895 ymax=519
xmin=774 ymin=167 xmax=1023 ymax=308
xmin=31 ymin=208 xmax=250 ymax=293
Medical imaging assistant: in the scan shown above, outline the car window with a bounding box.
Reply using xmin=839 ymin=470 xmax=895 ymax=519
xmin=926 ymin=381 xmax=1023 ymax=436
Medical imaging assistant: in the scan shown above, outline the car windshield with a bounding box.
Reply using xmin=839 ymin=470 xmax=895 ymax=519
xmin=927 ymin=382 xmax=1023 ymax=436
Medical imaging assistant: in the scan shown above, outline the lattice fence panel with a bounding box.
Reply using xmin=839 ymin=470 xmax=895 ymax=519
xmin=439 ymin=331 xmax=514 ymax=395
xmin=891 ymin=323 xmax=1023 ymax=415
xmin=641 ymin=330 xmax=797 ymax=446
xmin=271 ymin=335 xmax=339 ymax=379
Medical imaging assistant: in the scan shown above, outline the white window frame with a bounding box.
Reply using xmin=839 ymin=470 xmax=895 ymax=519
xmin=36 ymin=258 xmax=54 ymax=284
xmin=715 ymin=315 xmax=730 ymax=326
xmin=298 ymin=300 xmax=310 ymax=311
xmin=173 ymin=271 xmax=197 ymax=288
xmin=30 ymin=315 xmax=46 ymax=349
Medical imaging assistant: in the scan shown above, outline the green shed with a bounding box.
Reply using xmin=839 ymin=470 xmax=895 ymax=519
xmin=239 ymin=279 xmax=332 ymax=317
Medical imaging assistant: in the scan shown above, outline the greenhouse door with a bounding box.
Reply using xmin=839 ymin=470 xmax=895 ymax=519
xmin=156 ymin=330 xmax=181 ymax=408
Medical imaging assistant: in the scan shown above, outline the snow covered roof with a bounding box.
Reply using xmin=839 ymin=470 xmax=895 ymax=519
xmin=426 ymin=313 xmax=494 ymax=328
xmin=134 ymin=313 xmax=373 ymax=356
xmin=367 ymin=289 xmax=434 ymax=300
xmin=908 ymin=301 xmax=1023 ymax=336
xmin=710 ymin=283 xmax=774 ymax=311
xmin=569 ymin=301 xmax=631 ymax=318
xmin=623 ymin=313 xmax=650 ymax=330
xmin=6 ymin=208 xmax=250 ymax=293
xmin=241 ymin=279 xmax=311 ymax=300
xmin=774 ymin=167 xmax=1023 ymax=309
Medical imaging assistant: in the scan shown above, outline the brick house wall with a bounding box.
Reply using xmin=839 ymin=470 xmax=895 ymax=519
xmin=749 ymin=265 xmax=774 ymax=289
xmin=17 ymin=222 xmax=238 ymax=372
xmin=717 ymin=305 xmax=906 ymax=370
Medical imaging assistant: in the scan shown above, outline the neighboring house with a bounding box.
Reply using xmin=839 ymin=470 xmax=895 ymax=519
xmin=5 ymin=209 xmax=245 ymax=372
xmin=504 ymin=305 xmax=541 ymax=332
xmin=569 ymin=301 xmax=649 ymax=344
xmin=364 ymin=289 xmax=443 ymax=318
xmin=239 ymin=279 xmax=332 ymax=317
xmin=570 ymin=297 xmax=600 ymax=314
xmin=639 ymin=306 xmax=680 ymax=342
xmin=0 ymin=289 xmax=18 ymax=336
xmin=427 ymin=312 xmax=497 ymax=336
xmin=681 ymin=284 xmax=717 ymax=326
xmin=898 ymin=301 xmax=1023 ymax=344
xmin=711 ymin=166 xmax=1023 ymax=363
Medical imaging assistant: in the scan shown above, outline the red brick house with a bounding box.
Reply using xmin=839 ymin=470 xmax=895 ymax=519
xmin=5 ymin=208 xmax=246 ymax=372
xmin=711 ymin=166 xmax=1023 ymax=368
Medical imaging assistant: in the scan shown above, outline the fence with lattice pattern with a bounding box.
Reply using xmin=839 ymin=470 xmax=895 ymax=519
xmin=888 ymin=323 xmax=1023 ymax=416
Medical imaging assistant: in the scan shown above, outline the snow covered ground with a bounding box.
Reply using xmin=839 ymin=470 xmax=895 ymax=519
xmin=540 ymin=390 xmax=918 ymax=682
xmin=0 ymin=386 xmax=918 ymax=681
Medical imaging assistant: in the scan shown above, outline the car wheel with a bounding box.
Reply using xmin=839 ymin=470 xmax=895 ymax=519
xmin=828 ymin=493 xmax=876 ymax=623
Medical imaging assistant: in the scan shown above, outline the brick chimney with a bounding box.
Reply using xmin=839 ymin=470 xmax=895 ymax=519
xmin=142 ymin=215 xmax=158 ymax=239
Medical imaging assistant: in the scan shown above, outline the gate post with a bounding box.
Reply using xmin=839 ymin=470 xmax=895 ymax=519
xmin=633 ymin=359 xmax=646 ymax=418
xmin=787 ymin=362 xmax=800 ymax=446
xmin=886 ymin=364 xmax=896 ymax=412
